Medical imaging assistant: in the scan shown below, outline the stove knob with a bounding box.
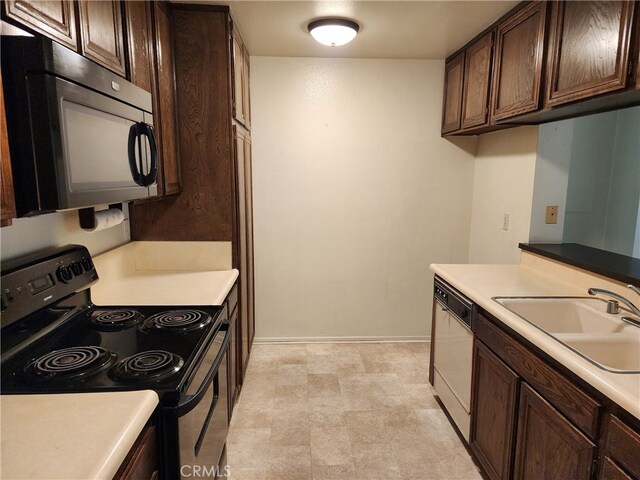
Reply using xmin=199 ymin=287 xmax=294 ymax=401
xmin=81 ymin=257 xmax=94 ymax=272
xmin=70 ymin=262 xmax=84 ymax=276
xmin=56 ymin=266 xmax=73 ymax=284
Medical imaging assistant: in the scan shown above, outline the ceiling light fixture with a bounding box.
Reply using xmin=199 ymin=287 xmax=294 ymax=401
xmin=308 ymin=19 xmax=359 ymax=47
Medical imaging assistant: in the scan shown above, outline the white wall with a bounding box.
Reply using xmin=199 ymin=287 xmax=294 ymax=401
xmin=251 ymin=56 xmax=477 ymax=341
xmin=0 ymin=206 xmax=130 ymax=262
xmin=468 ymin=126 xmax=539 ymax=264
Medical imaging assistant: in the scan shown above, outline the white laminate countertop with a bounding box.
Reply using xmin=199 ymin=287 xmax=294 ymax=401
xmin=90 ymin=242 xmax=238 ymax=306
xmin=0 ymin=391 xmax=158 ymax=480
xmin=430 ymin=263 xmax=640 ymax=421
xmin=91 ymin=269 xmax=239 ymax=306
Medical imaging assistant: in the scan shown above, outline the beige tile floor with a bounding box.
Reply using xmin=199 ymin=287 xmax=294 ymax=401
xmin=226 ymin=342 xmax=483 ymax=480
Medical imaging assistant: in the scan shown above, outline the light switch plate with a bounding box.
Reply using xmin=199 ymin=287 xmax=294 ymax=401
xmin=546 ymin=206 xmax=558 ymax=224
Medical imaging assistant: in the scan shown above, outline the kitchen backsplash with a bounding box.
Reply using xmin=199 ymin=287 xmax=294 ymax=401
xmin=0 ymin=205 xmax=130 ymax=262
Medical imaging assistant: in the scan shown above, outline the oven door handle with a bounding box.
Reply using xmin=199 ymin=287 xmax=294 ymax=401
xmin=176 ymin=327 xmax=231 ymax=417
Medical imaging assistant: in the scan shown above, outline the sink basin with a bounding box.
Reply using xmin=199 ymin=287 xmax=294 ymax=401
xmin=555 ymin=334 xmax=640 ymax=372
xmin=494 ymin=297 xmax=637 ymax=333
xmin=493 ymin=296 xmax=640 ymax=373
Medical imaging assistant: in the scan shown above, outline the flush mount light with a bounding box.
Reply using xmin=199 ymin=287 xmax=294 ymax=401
xmin=308 ymin=19 xmax=359 ymax=47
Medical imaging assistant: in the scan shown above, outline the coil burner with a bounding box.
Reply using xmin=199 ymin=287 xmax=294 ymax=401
xmin=111 ymin=350 xmax=184 ymax=382
xmin=26 ymin=346 xmax=116 ymax=381
xmin=91 ymin=309 xmax=143 ymax=330
xmin=142 ymin=310 xmax=212 ymax=333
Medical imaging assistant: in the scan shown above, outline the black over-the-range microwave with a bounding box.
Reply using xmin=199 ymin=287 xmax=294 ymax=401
xmin=1 ymin=35 xmax=158 ymax=217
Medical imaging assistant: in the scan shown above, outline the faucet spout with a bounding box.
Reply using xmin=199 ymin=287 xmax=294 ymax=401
xmin=588 ymin=287 xmax=640 ymax=318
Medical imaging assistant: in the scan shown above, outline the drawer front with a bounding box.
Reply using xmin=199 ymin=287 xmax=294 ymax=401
xmin=605 ymin=415 xmax=640 ymax=479
xmin=476 ymin=314 xmax=600 ymax=438
xmin=227 ymin=283 xmax=238 ymax=317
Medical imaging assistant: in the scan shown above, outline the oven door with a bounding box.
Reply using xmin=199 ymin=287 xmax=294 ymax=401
xmin=176 ymin=327 xmax=230 ymax=479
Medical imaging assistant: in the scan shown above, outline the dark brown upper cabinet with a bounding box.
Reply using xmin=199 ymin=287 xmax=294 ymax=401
xmin=3 ymin=0 xmax=77 ymax=50
xmin=545 ymin=1 xmax=636 ymax=107
xmin=441 ymin=52 xmax=464 ymax=134
xmin=1 ymin=72 xmax=16 ymax=227
xmin=232 ymin=28 xmax=251 ymax=130
xmin=78 ymin=0 xmax=126 ymax=76
xmin=242 ymin=44 xmax=251 ymax=130
xmin=124 ymin=0 xmax=154 ymax=92
xmin=152 ymin=2 xmax=181 ymax=196
xmin=513 ymin=384 xmax=596 ymax=480
xmin=125 ymin=1 xmax=181 ymax=199
xmin=461 ymin=32 xmax=494 ymax=130
xmin=635 ymin=7 xmax=640 ymax=91
xmin=490 ymin=1 xmax=548 ymax=121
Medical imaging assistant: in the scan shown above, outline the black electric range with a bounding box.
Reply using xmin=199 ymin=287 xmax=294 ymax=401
xmin=1 ymin=244 xmax=231 ymax=479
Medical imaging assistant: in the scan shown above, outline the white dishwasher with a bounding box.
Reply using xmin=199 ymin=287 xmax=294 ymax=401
xmin=431 ymin=277 xmax=475 ymax=442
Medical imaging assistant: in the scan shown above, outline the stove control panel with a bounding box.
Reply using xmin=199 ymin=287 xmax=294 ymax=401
xmin=0 ymin=245 xmax=98 ymax=328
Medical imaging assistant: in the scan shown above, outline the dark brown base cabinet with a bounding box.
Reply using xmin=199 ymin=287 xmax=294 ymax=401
xmin=470 ymin=341 xmax=518 ymax=480
xmin=470 ymin=312 xmax=640 ymax=480
xmin=226 ymin=283 xmax=241 ymax=415
xmin=113 ymin=424 xmax=158 ymax=480
xmin=514 ymin=384 xmax=595 ymax=480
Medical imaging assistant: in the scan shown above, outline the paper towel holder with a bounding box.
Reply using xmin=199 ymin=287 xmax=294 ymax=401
xmin=78 ymin=203 xmax=123 ymax=230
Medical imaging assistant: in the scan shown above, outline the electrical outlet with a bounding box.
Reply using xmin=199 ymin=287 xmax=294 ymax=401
xmin=503 ymin=214 xmax=509 ymax=231
xmin=546 ymin=206 xmax=558 ymax=224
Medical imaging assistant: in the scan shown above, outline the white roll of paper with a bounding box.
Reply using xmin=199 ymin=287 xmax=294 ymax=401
xmin=82 ymin=208 xmax=125 ymax=232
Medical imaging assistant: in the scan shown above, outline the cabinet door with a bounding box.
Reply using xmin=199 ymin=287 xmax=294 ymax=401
xmin=603 ymin=415 xmax=640 ymax=479
xmin=514 ymin=384 xmax=595 ymax=480
xmin=242 ymin=45 xmax=251 ymax=130
xmin=113 ymin=424 xmax=158 ymax=480
xmin=244 ymin=135 xmax=255 ymax=348
xmin=491 ymin=1 xmax=547 ymax=121
xmin=227 ymin=307 xmax=238 ymax=416
xmin=1 ymin=72 xmax=16 ymax=227
xmin=124 ymin=0 xmax=154 ymax=92
xmin=78 ymin=0 xmax=126 ymax=76
xmin=461 ymin=32 xmax=494 ymax=129
xmin=3 ymin=0 xmax=77 ymax=50
xmin=441 ymin=52 xmax=465 ymax=134
xmin=153 ymin=2 xmax=181 ymax=196
xmin=600 ymin=458 xmax=633 ymax=480
xmin=234 ymin=126 xmax=250 ymax=377
xmin=470 ymin=340 xmax=519 ymax=480
xmin=232 ymin=30 xmax=246 ymax=127
xmin=546 ymin=1 xmax=635 ymax=107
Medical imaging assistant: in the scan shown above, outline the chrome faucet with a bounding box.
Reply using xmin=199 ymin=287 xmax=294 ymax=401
xmin=588 ymin=286 xmax=640 ymax=325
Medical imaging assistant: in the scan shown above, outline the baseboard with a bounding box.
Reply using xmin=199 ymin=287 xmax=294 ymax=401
xmin=253 ymin=335 xmax=430 ymax=344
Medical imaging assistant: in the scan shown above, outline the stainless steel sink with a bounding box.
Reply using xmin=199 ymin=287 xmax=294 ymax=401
xmin=493 ymin=296 xmax=640 ymax=373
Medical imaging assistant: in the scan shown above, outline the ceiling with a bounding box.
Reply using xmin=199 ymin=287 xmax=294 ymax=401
xmin=172 ymin=1 xmax=519 ymax=59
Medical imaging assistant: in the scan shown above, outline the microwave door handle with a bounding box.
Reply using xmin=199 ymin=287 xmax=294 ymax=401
xmin=176 ymin=328 xmax=230 ymax=417
xmin=138 ymin=123 xmax=158 ymax=187
xmin=127 ymin=123 xmax=144 ymax=186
